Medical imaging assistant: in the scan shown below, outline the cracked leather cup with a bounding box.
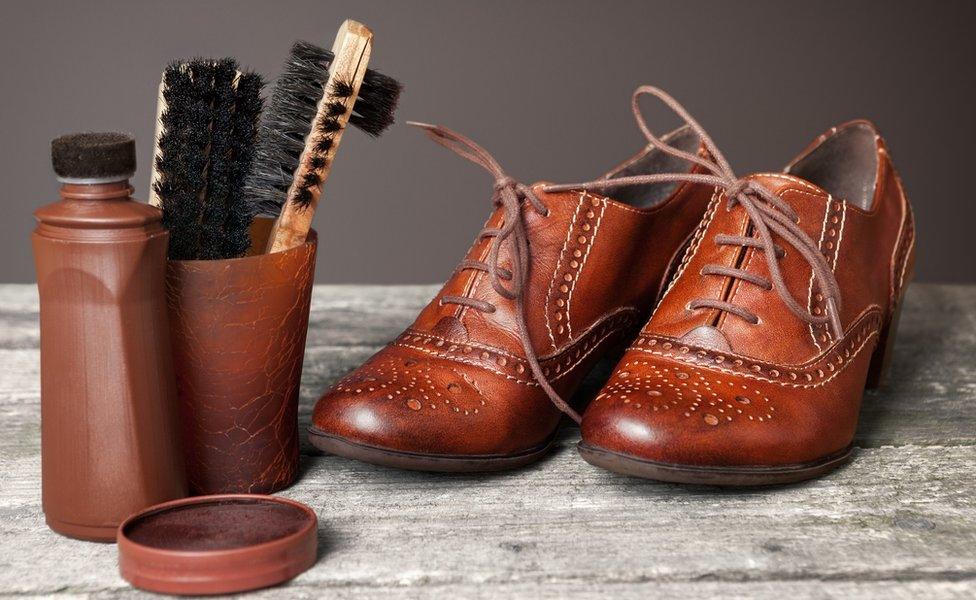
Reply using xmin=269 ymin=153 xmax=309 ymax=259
xmin=309 ymin=97 xmax=718 ymax=472
xmin=166 ymin=222 xmax=316 ymax=494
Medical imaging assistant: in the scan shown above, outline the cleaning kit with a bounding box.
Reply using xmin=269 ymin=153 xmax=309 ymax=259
xmin=32 ymin=19 xmax=400 ymax=595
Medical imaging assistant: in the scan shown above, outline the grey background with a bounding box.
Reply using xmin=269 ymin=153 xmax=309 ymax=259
xmin=1 ymin=0 xmax=973 ymax=284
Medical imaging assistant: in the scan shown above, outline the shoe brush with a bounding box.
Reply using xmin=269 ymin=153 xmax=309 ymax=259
xmin=149 ymin=58 xmax=264 ymax=260
xmin=244 ymin=19 xmax=402 ymax=253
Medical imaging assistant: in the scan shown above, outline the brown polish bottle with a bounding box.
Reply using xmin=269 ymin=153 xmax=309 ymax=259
xmin=33 ymin=133 xmax=186 ymax=542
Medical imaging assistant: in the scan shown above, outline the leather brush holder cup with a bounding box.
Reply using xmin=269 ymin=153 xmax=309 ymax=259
xmin=165 ymin=218 xmax=317 ymax=495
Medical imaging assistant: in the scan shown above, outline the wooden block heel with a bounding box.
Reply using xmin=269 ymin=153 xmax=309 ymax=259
xmin=865 ymin=302 xmax=902 ymax=389
xmin=866 ymin=272 xmax=911 ymax=390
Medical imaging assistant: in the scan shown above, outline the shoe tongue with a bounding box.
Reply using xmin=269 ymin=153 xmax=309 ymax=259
xmin=745 ymin=173 xmax=830 ymax=205
xmin=679 ymin=325 xmax=732 ymax=353
xmin=675 ymin=173 xmax=830 ymax=356
xmin=432 ymin=316 xmax=469 ymax=341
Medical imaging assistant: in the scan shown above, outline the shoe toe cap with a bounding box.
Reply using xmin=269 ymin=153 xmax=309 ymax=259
xmin=581 ymin=362 xmax=847 ymax=468
xmin=311 ymin=349 xmax=555 ymax=456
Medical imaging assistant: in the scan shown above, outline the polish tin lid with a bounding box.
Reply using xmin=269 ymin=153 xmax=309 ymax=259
xmin=117 ymin=494 xmax=318 ymax=595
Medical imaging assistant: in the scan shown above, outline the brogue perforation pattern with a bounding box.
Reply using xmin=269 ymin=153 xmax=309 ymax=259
xmin=597 ymin=363 xmax=777 ymax=428
xmin=546 ymin=192 xmax=607 ymax=347
xmin=332 ymin=359 xmax=489 ymax=417
xmin=628 ymin=308 xmax=884 ymax=389
xmin=394 ymin=309 xmax=640 ymax=386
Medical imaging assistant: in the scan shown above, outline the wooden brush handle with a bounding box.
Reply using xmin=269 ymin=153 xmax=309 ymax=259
xmin=148 ymin=73 xmax=167 ymax=208
xmin=266 ymin=20 xmax=374 ymax=253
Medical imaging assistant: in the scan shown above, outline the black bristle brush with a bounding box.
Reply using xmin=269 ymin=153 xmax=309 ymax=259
xmin=150 ymin=58 xmax=264 ymax=260
xmin=243 ymin=20 xmax=402 ymax=253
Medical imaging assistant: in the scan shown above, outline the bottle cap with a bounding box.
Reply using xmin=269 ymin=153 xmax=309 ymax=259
xmin=51 ymin=132 xmax=136 ymax=184
xmin=117 ymin=494 xmax=318 ymax=595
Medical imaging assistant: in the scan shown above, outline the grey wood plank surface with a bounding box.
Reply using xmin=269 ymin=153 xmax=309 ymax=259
xmin=0 ymin=283 xmax=974 ymax=599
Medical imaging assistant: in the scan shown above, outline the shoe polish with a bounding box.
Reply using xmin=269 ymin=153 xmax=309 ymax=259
xmin=33 ymin=133 xmax=187 ymax=542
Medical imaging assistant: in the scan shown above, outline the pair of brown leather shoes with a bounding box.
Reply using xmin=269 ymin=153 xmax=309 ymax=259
xmin=310 ymin=86 xmax=915 ymax=485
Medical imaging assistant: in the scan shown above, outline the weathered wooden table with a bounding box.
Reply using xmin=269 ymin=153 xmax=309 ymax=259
xmin=1 ymin=284 xmax=974 ymax=599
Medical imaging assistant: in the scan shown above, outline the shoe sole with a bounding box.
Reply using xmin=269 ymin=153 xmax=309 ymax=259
xmin=308 ymin=427 xmax=557 ymax=473
xmin=577 ymin=442 xmax=854 ymax=486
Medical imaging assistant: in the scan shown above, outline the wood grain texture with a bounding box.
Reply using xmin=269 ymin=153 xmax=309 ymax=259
xmin=267 ymin=20 xmax=373 ymax=253
xmin=0 ymin=283 xmax=974 ymax=599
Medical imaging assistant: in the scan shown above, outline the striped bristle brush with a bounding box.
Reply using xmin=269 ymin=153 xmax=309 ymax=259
xmin=244 ymin=20 xmax=402 ymax=253
xmin=150 ymin=58 xmax=264 ymax=260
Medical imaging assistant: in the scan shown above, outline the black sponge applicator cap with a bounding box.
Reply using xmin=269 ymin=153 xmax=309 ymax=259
xmin=51 ymin=132 xmax=136 ymax=181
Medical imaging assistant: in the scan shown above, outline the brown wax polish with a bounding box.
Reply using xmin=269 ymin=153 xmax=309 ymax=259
xmin=124 ymin=498 xmax=310 ymax=551
xmin=118 ymin=494 xmax=318 ymax=595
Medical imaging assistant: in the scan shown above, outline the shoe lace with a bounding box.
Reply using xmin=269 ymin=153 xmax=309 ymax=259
xmin=546 ymin=86 xmax=844 ymax=339
xmin=408 ymin=121 xmax=579 ymax=420
xmin=408 ymin=86 xmax=843 ymax=423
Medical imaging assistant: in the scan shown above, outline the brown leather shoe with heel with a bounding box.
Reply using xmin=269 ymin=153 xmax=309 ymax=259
xmin=309 ymin=93 xmax=716 ymax=471
xmin=574 ymin=87 xmax=915 ymax=485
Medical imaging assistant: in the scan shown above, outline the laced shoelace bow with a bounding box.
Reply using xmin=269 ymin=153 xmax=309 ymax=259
xmin=546 ymin=86 xmax=844 ymax=339
xmin=407 ymin=121 xmax=582 ymax=421
xmin=408 ymin=87 xmax=843 ymax=423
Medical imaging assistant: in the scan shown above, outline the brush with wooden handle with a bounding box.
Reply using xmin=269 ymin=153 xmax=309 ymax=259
xmin=149 ymin=58 xmax=264 ymax=260
xmin=244 ymin=20 xmax=401 ymax=254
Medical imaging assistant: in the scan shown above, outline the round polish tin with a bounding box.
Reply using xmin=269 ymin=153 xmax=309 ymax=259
xmin=117 ymin=494 xmax=318 ymax=595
